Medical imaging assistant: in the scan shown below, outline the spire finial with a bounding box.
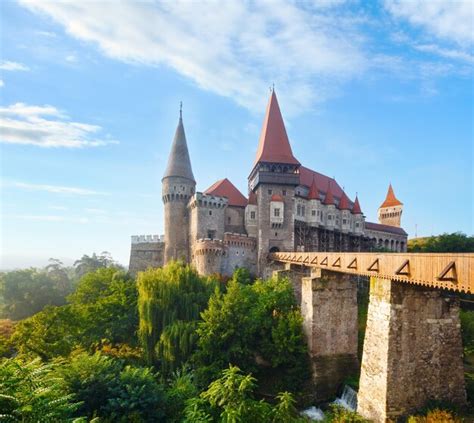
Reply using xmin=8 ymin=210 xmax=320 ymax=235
xmin=179 ymin=101 xmax=182 ymax=120
xmin=272 ymin=83 xmax=275 ymax=92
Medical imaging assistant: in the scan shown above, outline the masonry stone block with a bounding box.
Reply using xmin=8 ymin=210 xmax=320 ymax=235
xmin=358 ymin=277 xmax=466 ymax=422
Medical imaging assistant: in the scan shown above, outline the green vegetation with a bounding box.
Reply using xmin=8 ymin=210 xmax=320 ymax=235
xmin=408 ymin=232 xmax=474 ymax=253
xmin=1 ymin=255 xmax=472 ymax=421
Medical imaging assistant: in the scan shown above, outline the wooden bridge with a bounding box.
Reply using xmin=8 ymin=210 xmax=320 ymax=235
xmin=269 ymin=251 xmax=474 ymax=422
xmin=269 ymin=251 xmax=474 ymax=293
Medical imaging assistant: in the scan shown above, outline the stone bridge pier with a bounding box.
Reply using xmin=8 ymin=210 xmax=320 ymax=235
xmin=357 ymin=277 xmax=466 ymax=422
xmin=301 ymin=268 xmax=359 ymax=401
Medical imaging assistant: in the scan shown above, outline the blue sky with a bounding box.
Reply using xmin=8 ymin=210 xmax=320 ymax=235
xmin=1 ymin=0 xmax=472 ymax=269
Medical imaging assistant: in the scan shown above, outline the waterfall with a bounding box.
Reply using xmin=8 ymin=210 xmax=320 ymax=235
xmin=333 ymin=385 xmax=357 ymax=411
xmin=301 ymin=406 xmax=325 ymax=421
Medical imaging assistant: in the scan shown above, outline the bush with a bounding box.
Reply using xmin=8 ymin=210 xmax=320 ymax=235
xmin=407 ymin=408 xmax=462 ymax=422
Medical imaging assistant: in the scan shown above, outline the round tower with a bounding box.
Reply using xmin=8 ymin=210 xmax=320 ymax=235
xmin=162 ymin=107 xmax=196 ymax=264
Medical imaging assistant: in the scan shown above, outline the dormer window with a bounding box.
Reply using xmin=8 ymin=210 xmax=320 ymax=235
xmin=250 ymin=211 xmax=256 ymax=219
xmin=274 ymin=208 xmax=280 ymax=217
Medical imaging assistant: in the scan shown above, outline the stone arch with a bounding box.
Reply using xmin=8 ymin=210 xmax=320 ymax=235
xmin=269 ymin=246 xmax=280 ymax=253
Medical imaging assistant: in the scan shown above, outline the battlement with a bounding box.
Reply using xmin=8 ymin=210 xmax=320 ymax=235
xmin=224 ymin=232 xmax=257 ymax=249
xmin=189 ymin=192 xmax=228 ymax=209
xmin=131 ymin=234 xmax=164 ymax=244
xmin=193 ymin=238 xmax=226 ymax=254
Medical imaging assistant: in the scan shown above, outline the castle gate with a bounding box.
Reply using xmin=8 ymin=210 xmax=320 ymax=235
xmin=270 ymin=252 xmax=474 ymax=422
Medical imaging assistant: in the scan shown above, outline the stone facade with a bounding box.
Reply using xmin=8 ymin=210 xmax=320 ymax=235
xmin=358 ymin=277 xmax=466 ymax=422
xmin=129 ymin=235 xmax=164 ymax=275
xmin=128 ymin=90 xmax=408 ymax=275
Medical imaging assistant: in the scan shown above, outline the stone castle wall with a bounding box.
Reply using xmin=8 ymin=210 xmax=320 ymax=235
xmin=192 ymin=239 xmax=225 ymax=275
xmin=189 ymin=193 xmax=227 ymax=242
xmin=224 ymin=206 xmax=246 ymax=234
xmin=222 ymin=232 xmax=257 ymax=276
xmin=129 ymin=236 xmax=164 ymax=275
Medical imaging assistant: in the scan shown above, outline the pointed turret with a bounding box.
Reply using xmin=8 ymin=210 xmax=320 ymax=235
xmin=254 ymin=90 xmax=300 ymax=166
xmin=307 ymin=176 xmax=320 ymax=200
xmin=339 ymin=191 xmax=351 ymax=210
xmin=323 ymin=181 xmax=335 ymax=205
xmin=162 ymin=110 xmax=195 ymax=182
xmin=352 ymin=195 xmax=362 ymax=214
xmin=380 ymin=184 xmax=402 ymax=208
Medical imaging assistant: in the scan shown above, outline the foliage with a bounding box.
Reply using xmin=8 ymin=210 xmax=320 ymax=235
xmin=407 ymin=408 xmax=462 ymax=422
xmin=0 ymin=357 xmax=80 ymax=422
xmin=164 ymin=366 xmax=199 ymax=422
xmin=183 ymin=365 xmax=305 ymax=423
xmin=0 ymin=319 xmax=15 ymax=357
xmin=74 ymin=251 xmax=120 ymax=279
xmin=0 ymin=262 xmax=75 ymax=320
xmin=56 ymin=351 xmax=165 ymax=422
xmin=460 ymin=310 xmax=474 ymax=356
xmin=231 ymin=267 xmax=253 ymax=285
xmin=137 ymin=261 xmax=217 ymax=366
xmin=11 ymin=305 xmax=83 ymax=360
xmin=408 ymin=232 xmax=474 ymax=253
xmin=11 ymin=267 xmax=138 ymax=360
xmin=69 ymin=267 xmax=138 ymax=346
xmin=195 ymin=276 xmax=309 ymax=393
xmin=324 ymin=405 xmax=370 ymax=422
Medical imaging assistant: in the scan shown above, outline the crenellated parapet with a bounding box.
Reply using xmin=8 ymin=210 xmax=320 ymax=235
xmin=129 ymin=235 xmax=165 ymax=275
xmin=131 ymin=234 xmax=164 ymax=244
xmin=188 ymin=192 xmax=228 ymax=210
xmin=192 ymin=238 xmax=226 ymax=275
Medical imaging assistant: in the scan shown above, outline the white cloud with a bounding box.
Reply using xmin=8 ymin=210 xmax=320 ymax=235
xmin=18 ymin=0 xmax=367 ymax=114
xmin=0 ymin=80 xmax=4 ymax=88
xmin=65 ymin=54 xmax=77 ymax=63
xmin=386 ymin=1 xmax=474 ymax=46
xmin=0 ymin=102 xmax=118 ymax=148
xmin=6 ymin=214 xmax=90 ymax=224
xmin=85 ymin=208 xmax=107 ymax=214
xmin=6 ymin=181 xmax=108 ymax=196
xmin=414 ymin=43 xmax=474 ymax=63
xmin=0 ymin=60 xmax=30 ymax=71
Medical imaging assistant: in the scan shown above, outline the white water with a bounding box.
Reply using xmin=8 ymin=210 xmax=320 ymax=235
xmin=301 ymin=406 xmax=325 ymax=421
xmin=333 ymin=385 xmax=357 ymax=411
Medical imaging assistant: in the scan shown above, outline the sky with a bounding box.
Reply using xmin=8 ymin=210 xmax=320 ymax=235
xmin=0 ymin=0 xmax=473 ymax=269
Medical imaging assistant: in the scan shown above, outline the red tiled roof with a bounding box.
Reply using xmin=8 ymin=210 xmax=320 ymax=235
xmin=339 ymin=191 xmax=351 ymax=210
xmin=323 ymin=181 xmax=335 ymax=205
xmin=299 ymin=166 xmax=344 ymax=199
xmin=204 ymin=178 xmax=248 ymax=207
xmin=307 ymin=176 xmax=320 ymax=200
xmin=271 ymin=194 xmax=284 ymax=202
xmin=248 ymin=191 xmax=257 ymax=205
xmin=254 ymin=91 xmax=300 ymax=166
xmin=352 ymin=195 xmax=362 ymax=214
xmin=365 ymin=221 xmax=407 ymax=236
xmin=380 ymin=184 xmax=403 ymax=208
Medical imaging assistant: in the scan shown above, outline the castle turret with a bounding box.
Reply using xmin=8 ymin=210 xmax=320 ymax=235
xmin=378 ymin=184 xmax=403 ymax=227
xmin=248 ymin=90 xmax=300 ymax=272
xmin=162 ymin=107 xmax=196 ymax=264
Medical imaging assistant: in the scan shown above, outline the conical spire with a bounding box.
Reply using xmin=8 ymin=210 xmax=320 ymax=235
xmin=352 ymin=195 xmax=362 ymax=214
xmin=162 ymin=107 xmax=195 ymax=182
xmin=307 ymin=176 xmax=320 ymax=200
xmin=323 ymin=180 xmax=335 ymax=205
xmin=254 ymin=90 xmax=300 ymax=166
xmin=339 ymin=191 xmax=350 ymax=210
xmin=380 ymin=183 xmax=402 ymax=208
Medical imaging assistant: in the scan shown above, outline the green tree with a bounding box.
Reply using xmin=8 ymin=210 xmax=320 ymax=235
xmin=138 ymin=261 xmax=216 ymax=367
xmin=0 ymin=265 xmax=74 ymax=320
xmin=0 ymin=357 xmax=80 ymax=422
xmin=56 ymin=351 xmax=166 ymax=422
xmin=73 ymin=251 xmax=120 ymax=279
xmin=195 ymin=276 xmax=309 ymax=393
xmin=408 ymin=232 xmax=474 ymax=253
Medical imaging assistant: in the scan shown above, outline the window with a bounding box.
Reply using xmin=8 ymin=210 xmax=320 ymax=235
xmin=312 ymin=210 xmax=316 ymax=216
xmin=207 ymin=230 xmax=216 ymax=239
xmin=328 ymin=215 xmax=332 ymax=220
xmin=228 ymin=217 xmax=231 ymax=224
xmin=301 ymin=206 xmax=305 ymax=216
xmin=282 ymin=190 xmax=286 ymax=196
xmin=209 ymin=210 xmax=212 ymax=216
xmin=275 ymin=232 xmax=278 ymax=237
xmin=274 ymin=208 xmax=280 ymax=217
xmin=268 ymin=189 xmax=272 ymax=195
xmin=355 ymin=222 xmax=360 ymax=228
xmin=343 ymin=219 xmax=347 ymax=224
xmin=250 ymin=211 xmax=256 ymax=219
xmin=297 ymin=204 xmax=301 ymax=215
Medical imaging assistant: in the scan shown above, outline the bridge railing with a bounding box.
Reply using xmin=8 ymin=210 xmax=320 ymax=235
xmin=269 ymin=252 xmax=474 ymax=293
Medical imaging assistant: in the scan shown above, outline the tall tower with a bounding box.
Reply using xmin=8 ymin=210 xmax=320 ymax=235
xmin=378 ymin=184 xmax=403 ymax=227
xmin=162 ymin=107 xmax=196 ymax=264
xmin=248 ymin=90 xmax=300 ymax=273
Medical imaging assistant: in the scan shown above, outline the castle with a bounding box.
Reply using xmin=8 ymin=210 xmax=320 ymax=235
xmin=129 ymin=91 xmax=407 ymax=276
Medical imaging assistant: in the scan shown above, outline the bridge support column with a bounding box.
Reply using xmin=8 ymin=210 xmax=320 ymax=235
xmin=358 ymin=277 xmax=466 ymax=422
xmin=273 ymin=264 xmax=309 ymax=306
xmin=301 ymin=269 xmax=359 ymax=401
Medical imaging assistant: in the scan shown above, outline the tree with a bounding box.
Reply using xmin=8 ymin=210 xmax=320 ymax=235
xmin=0 ymin=357 xmax=80 ymax=422
xmin=56 ymin=351 xmax=165 ymax=422
xmin=194 ymin=276 xmax=310 ymax=393
xmin=137 ymin=261 xmax=217 ymax=367
xmin=408 ymin=232 xmax=474 ymax=253
xmin=0 ymin=266 xmax=74 ymax=320
xmin=73 ymin=251 xmax=119 ymax=278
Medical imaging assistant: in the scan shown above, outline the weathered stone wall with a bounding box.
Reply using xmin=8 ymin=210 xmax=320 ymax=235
xmin=256 ymin=184 xmax=296 ymax=274
xmin=192 ymin=239 xmax=225 ymax=275
xmin=129 ymin=241 xmax=164 ymax=275
xmin=189 ymin=193 xmax=227 ymax=243
xmin=272 ymin=264 xmax=309 ymax=306
xmin=224 ymin=206 xmax=246 ymax=234
xmin=365 ymin=228 xmax=407 ymax=252
xmin=301 ymin=269 xmax=359 ymax=401
xmin=222 ymin=233 xmax=257 ymax=276
xmin=162 ymin=176 xmax=195 ymax=263
xmin=378 ymin=204 xmax=403 ymax=227
xmin=358 ymin=277 xmax=466 ymax=422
